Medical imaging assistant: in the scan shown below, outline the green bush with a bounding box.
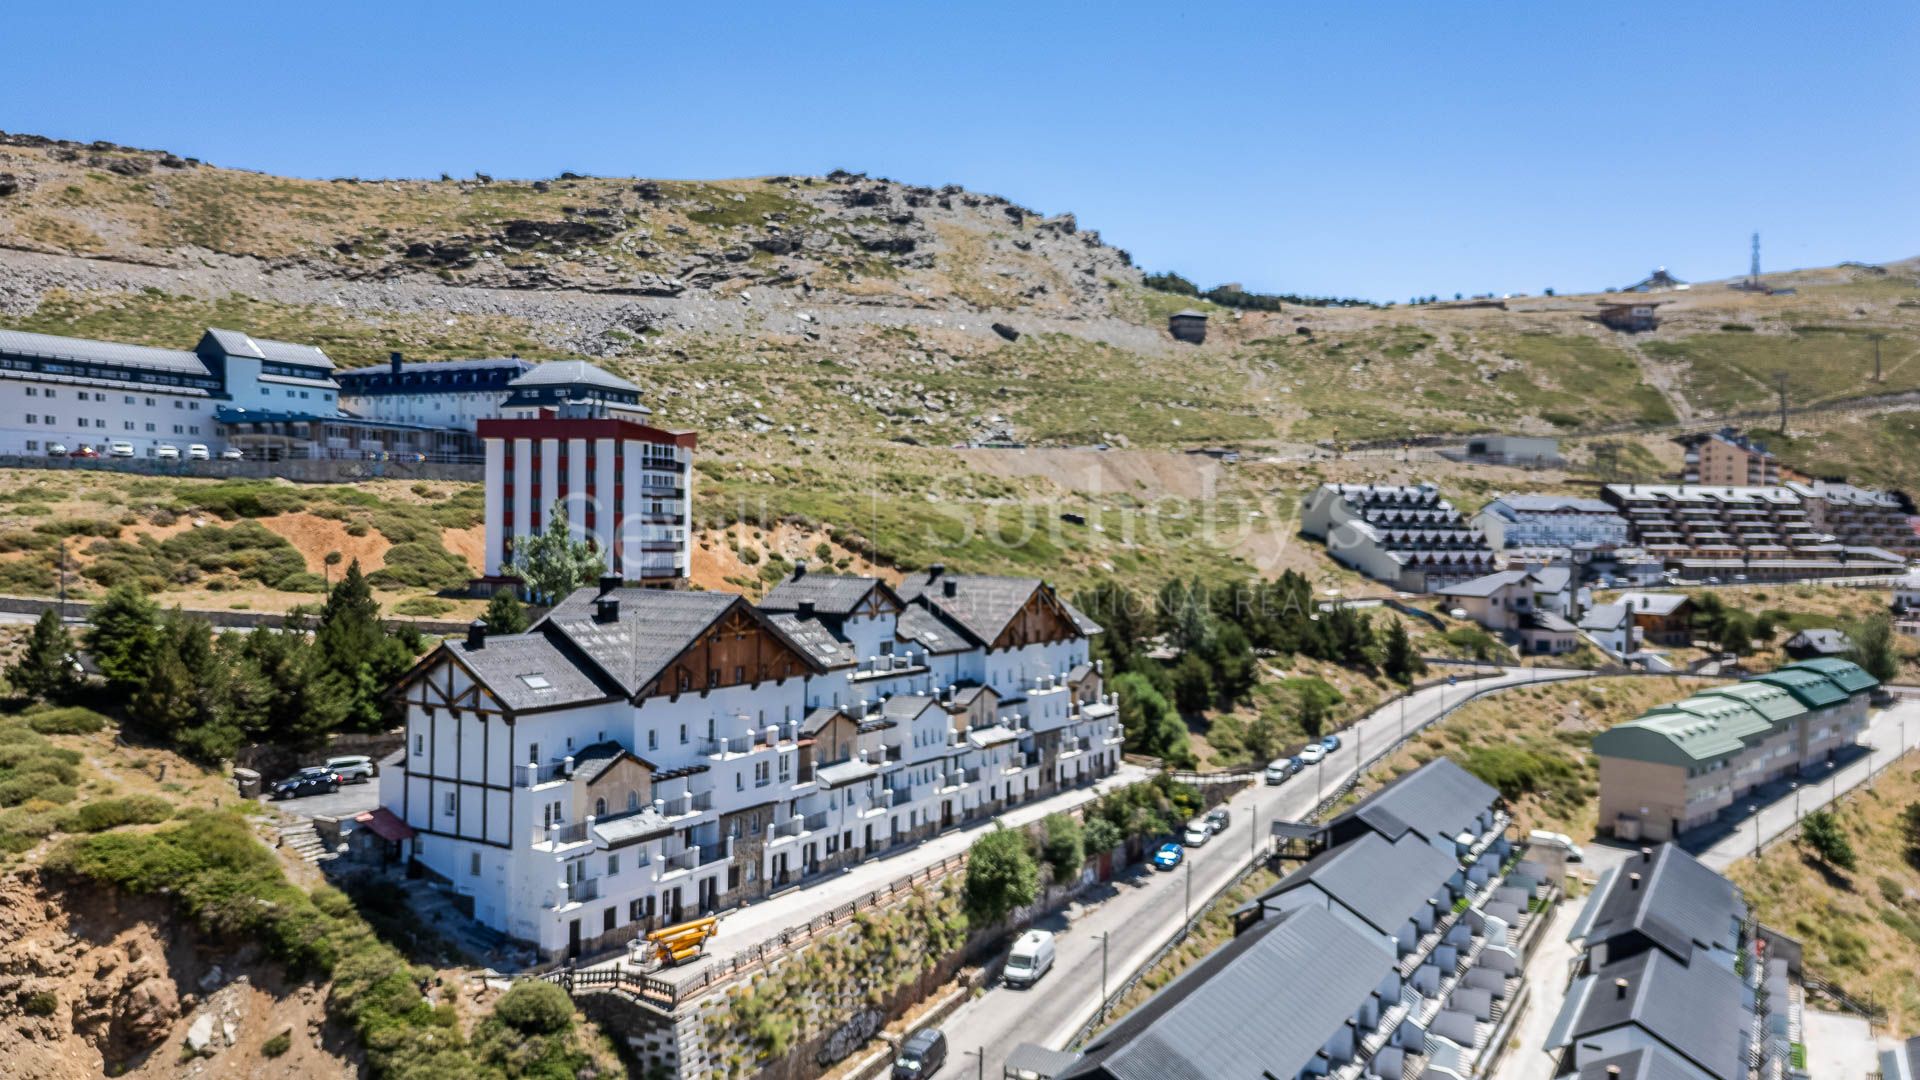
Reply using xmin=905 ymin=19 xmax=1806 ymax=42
xmin=59 ymin=795 xmax=174 ymax=833
xmin=22 ymin=706 xmax=109 ymax=735
xmin=22 ymin=990 xmax=56 ymax=1016
xmin=261 ymin=1030 xmax=292 ymax=1058
xmin=392 ymin=597 xmax=455 ymax=617
xmin=1460 ymin=744 xmax=1575 ymax=802
xmin=492 ymin=980 xmax=575 ymax=1036
xmin=367 ymin=543 xmax=470 ymax=590
xmin=177 ymin=482 xmax=310 ymax=519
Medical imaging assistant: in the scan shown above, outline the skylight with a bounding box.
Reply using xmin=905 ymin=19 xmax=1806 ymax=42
xmin=519 ymin=673 xmax=552 ymax=690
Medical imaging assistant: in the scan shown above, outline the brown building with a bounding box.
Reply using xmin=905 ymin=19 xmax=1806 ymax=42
xmin=1596 ymin=300 xmax=1663 ymax=332
xmin=1617 ymin=591 xmax=1693 ymax=647
xmin=1677 ymin=428 xmax=1779 ymax=486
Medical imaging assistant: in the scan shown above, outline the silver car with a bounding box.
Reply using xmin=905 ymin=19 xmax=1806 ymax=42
xmin=324 ymin=755 xmax=376 ymax=783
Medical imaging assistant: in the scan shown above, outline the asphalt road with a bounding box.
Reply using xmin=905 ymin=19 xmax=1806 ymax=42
xmin=260 ymin=776 xmax=381 ymax=820
xmin=936 ymin=666 xmax=1590 ymax=1067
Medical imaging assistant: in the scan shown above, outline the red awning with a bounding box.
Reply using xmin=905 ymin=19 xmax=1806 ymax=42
xmin=354 ymin=807 xmax=416 ymax=843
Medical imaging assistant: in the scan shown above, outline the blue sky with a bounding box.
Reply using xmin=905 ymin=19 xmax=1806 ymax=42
xmin=10 ymin=2 xmax=1917 ymax=301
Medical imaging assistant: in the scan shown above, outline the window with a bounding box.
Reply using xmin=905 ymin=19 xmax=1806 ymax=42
xmin=678 ymin=724 xmax=687 ymax=745
xmin=24 ymin=414 xmax=34 ymax=425
xmin=594 ymin=797 xmax=607 ymax=816
xmin=608 ymin=854 xmax=620 ymax=875
xmin=648 ymin=729 xmax=658 ymax=751
xmin=443 ymin=792 xmax=457 ymax=817
xmin=627 ymin=791 xmax=639 ymax=811
xmin=470 ymin=853 xmax=481 ymax=876
xmin=24 ymin=387 xmax=35 ymax=397
xmin=23 ymin=441 xmax=34 ymax=451
xmin=145 ymin=423 xmax=154 ymax=432
xmin=414 ymin=734 xmax=424 ymax=756
xmin=44 ymin=390 xmax=54 ymax=399
xmin=124 ymin=395 xmax=134 ymax=405
xmin=528 ymin=742 xmax=540 ymax=764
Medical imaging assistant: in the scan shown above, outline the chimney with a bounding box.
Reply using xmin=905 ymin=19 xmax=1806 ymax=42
xmin=389 ymin=351 xmax=403 ymax=375
xmin=1641 ymin=846 xmax=1653 ymax=864
xmin=1606 ymin=1067 xmax=1622 ymax=1079
xmin=598 ymin=573 xmax=621 ymax=596
xmin=1613 ymin=977 xmax=1630 ymax=1000
xmin=927 ymin=563 xmax=945 ymax=580
xmin=943 ymin=578 xmax=958 ymax=598
xmin=595 ymin=594 xmax=620 ymax=623
xmin=798 ymin=599 xmax=816 ymax=619
xmin=466 ymin=619 xmax=486 ymax=650
xmin=1628 ymin=872 xmax=1641 ymax=891
xmin=793 ymin=559 xmax=808 ymax=579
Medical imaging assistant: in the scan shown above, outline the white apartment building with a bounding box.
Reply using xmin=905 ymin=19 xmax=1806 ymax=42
xmin=0 ymin=326 xmax=338 ymax=458
xmin=480 ymin=403 xmax=695 ymax=586
xmin=383 ymin=566 xmax=1120 ymax=960
xmin=1300 ymin=482 xmax=1498 ymax=592
xmin=1473 ymin=494 xmax=1630 ymax=551
xmin=335 ymin=354 xmax=535 ymax=431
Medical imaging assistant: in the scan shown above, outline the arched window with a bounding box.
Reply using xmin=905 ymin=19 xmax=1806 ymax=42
xmin=594 ymin=797 xmax=607 ymax=817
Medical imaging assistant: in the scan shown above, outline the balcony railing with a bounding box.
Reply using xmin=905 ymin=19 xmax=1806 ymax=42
xmin=567 ymin=876 xmax=601 ymax=903
xmin=536 ymin=819 xmax=590 ymax=845
xmin=515 ymin=760 xmax=569 ymax=787
xmin=659 ymin=790 xmax=714 ymax=818
xmin=697 ymin=837 xmax=734 ymax=867
xmin=662 ymin=848 xmax=697 ymax=873
xmin=771 ymin=817 xmax=806 ymax=840
xmin=803 ymin=810 xmax=830 ymax=831
xmin=891 ymin=786 xmax=915 ymax=807
xmin=701 ymin=734 xmax=754 ymax=757
xmin=1006 ymin=753 xmax=1029 ymax=771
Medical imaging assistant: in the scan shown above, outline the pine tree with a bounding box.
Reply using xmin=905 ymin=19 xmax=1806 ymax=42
xmin=484 ymin=590 xmax=530 ymax=635
xmin=9 ymin=608 xmax=76 ymax=701
xmin=86 ymin=584 xmax=160 ymax=695
xmin=1382 ymin=618 xmax=1423 ymax=684
xmin=315 ymin=561 xmax=414 ymax=732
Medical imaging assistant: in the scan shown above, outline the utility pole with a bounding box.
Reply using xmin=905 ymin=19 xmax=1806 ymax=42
xmin=1184 ymin=859 xmax=1192 ymax=924
xmin=1869 ymin=332 xmax=1886 ymax=383
xmin=1750 ymin=232 xmax=1761 ymax=290
xmin=1775 ymin=372 xmax=1790 ymax=435
xmin=1100 ymin=931 xmax=1110 ymax=1019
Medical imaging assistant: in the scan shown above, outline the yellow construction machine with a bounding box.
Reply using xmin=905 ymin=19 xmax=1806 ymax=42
xmin=637 ymin=916 xmax=718 ymax=968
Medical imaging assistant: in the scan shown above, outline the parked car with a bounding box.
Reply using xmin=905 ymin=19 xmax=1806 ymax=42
xmin=270 ymin=767 xmax=341 ymax=800
xmin=1288 ymin=755 xmax=1305 ymax=774
xmin=1264 ymin=758 xmax=1292 ymax=785
xmin=892 ymin=1028 xmax=947 ymax=1078
xmin=324 ymin=754 xmax=376 ymax=783
xmin=1321 ymin=734 xmax=1341 ymax=752
xmin=187 ymin=444 xmax=211 ymax=460
xmin=45 ymin=443 xmax=68 ymax=457
xmin=108 ymin=441 xmax=136 ymax=459
xmin=1205 ymin=807 xmax=1231 ymax=833
xmin=1299 ymin=744 xmax=1327 ymax=765
xmin=220 ymin=447 xmax=246 ymax=460
xmin=154 ymin=444 xmax=180 ymax=460
xmin=1003 ymin=929 xmax=1056 ymax=989
xmin=1151 ymin=841 xmax=1184 ymax=871
xmin=1182 ymin=818 xmax=1213 ymax=847
xmin=73 ymin=445 xmax=100 ymax=459
xmin=1527 ymin=829 xmax=1585 ymax=862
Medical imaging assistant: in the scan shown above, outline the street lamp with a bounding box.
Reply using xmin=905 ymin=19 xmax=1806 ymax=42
xmin=962 ymin=1046 xmax=985 ymax=1080
xmin=1100 ymin=931 xmax=1110 ymax=1022
xmin=1185 ymin=859 xmax=1193 ymax=924
xmin=1750 ymin=805 xmax=1761 ymax=860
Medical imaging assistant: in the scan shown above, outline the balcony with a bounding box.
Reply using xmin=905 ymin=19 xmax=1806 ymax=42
xmin=535 ymin=819 xmax=591 ymax=846
xmin=701 ymin=734 xmax=755 ymax=757
xmin=850 ymin=653 xmax=930 ymax=682
xmin=770 ymin=816 xmax=806 ymax=841
xmin=659 ymin=790 xmax=714 ymax=819
xmin=697 ymin=837 xmax=734 ymax=867
xmin=1005 ymin=753 xmax=1029 ymax=773
xmin=891 ymin=786 xmax=916 ymax=807
xmin=515 ymin=760 xmax=569 ymax=787
xmin=661 ymin=848 xmax=698 ymax=875
xmin=803 ymin=810 xmax=830 ymax=831
xmin=566 ymin=876 xmax=601 ymax=904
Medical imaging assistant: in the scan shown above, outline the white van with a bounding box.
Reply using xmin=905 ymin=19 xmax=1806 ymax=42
xmin=1527 ymin=829 xmax=1584 ymax=862
xmin=187 ymin=444 xmax=211 ymax=461
xmin=1003 ymin=929 xmax=1055 ymax=989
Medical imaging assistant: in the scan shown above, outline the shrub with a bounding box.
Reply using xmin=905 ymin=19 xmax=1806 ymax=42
xmin=59 ymin=795 xmax=174 ymax=833
xmin=368 ymin=543 xmax=471 ymax=591
xmin=492 ymin=980 xmax=574 ymax=1036
xmin=261 ymin=1030 xmax=292 ymax=1058
xmin=964 ymin=825 xmax=1039 ymax=925
xmin=1039 ymin=812 xmax=1084 ymax=881
xmin=22 ymin=990 xmax=56 ymax=1016
xmin=392 ymin=597 xmax=455 ymax=617
xmin=1460 ymin=744 xmax=1574 ymax=802
xmin=22 ymin=706 xmax=109 ymax=735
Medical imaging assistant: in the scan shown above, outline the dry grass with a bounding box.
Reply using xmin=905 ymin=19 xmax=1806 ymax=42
xmin=1727 ymin=755 xmax=1920 ymax=1032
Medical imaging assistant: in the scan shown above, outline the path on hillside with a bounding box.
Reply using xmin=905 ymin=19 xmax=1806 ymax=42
xmin=936 ymin=666 xmax=1590 ymax=1070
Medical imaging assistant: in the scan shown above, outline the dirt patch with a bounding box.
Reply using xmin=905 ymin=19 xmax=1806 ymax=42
xmin=691 ymin=522 xmax=893 ymax=594
xmin=0 ymin=871 xmax=354 ymax=1080
xmin=440 ymin=524 xmax=485 ymax=576
xmin=257 ymin=511 xmax=391 ymax=574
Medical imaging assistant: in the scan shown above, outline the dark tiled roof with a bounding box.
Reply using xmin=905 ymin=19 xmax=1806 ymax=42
xmin=1573 ymin=1047 xmax=1716 ymax=1080
xmin=539 ymin=588 xmax=823 ymax=697
xmin=1574 ymin=845 xmax=1744 ymax=964
xmin=1330 ymin=757 xmax=1498 ymax=846
xmin=570 ymin=740 xmax=656 ymax=784
xmin=1549 ymin=948 xmax=1749 ymax=1080
xmin=897 ymin=571 xmax=1084 ymax=645
xmin=801 ymin=706 xmax=847 ymax=736
xmin=896 ymin=604 xmax=973 ymax=655
xmin=764 ymin=612 xmax=855 ymax=668
xmin=449 ymin=631 xmax=618 ymax=712
xmin=1257 ymin=832 xmax=1458 ymax=936
xmin=880 ymin=694 xmax=936 ymax=722
xmin=759 ymin=572 xmax=900 ymax=617
xmin=1059 ymin=903 xmax=1394 ymax=1080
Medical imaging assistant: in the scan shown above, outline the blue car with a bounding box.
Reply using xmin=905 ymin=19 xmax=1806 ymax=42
xmin=1289 ymin=756 xmax=1305 ymax=774
xmin=1151 ymin=841 xmax=1184 ymax=871
xmin=1321 ymin=734 xmax=1341 ymax=752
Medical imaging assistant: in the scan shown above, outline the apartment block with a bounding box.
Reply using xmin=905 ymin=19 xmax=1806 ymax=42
xmin=1786 ymin=479 xmax=1920 ymax=561
xmin=1063 ymin=759 xmax=1557 ymax=1080
xmin=380 ymin=566 xmax=1118 ymax=960
xmin=1676 ymin=428 xmax=1779 ymax=486
xmin=1473 ymin=495 xmax=1629 ymax=552
xmin=1300 ymin=483 xmax=1498 ymax=593
xmin=1592 ymin=659 xmax=1877 ymax=842
xmin=1548 ymin=843 xmax=1804 ymax=1080
xmin=1602 ymin=483 xmax=1905 ymax=582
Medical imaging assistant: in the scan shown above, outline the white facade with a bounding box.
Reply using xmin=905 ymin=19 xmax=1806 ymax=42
xmin=386 ymin=574 xmax=1118 ymax=960
xmin=1474 ymin=495 xmax=1630 ymax=551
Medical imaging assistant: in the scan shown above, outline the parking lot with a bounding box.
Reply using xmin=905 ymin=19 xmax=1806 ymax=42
xmin=259 ymin=776 xmax=382 ymax=820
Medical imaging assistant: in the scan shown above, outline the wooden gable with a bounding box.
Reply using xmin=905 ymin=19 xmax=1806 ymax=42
xmin=393 ymin=647 xmax=507 ymax=716
xmin=577 ymin=754 xmax=654 ymax=816
xmin=811 ymin=711 xmax=862 ymax=765
xmin=647 ymin=600 xmax=818 ymax=698
xmin=855 ymin=584 xmax=903 ymax=619
xmin=990 ymin=584 xmax=1082 ymax=650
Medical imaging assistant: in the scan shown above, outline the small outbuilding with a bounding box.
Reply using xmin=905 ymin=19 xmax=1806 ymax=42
xmin=1597 ymin=300 xmax=1663 ymax=332
xmin=1168 ymin=309 xmax=1209 ymax=344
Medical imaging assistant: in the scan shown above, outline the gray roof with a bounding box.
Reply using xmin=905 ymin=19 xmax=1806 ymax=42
xmin=801 ymin=706 xmax=847 ymax=736
xmin=1785 ymin=628 xmax=1851 ymax=654
xmin=593 ymin=807 xmax=674 ymax=848
xmin=897 ymin=571 xmax=1073 ymax=646
xmin=1580 ymin=603 xmax=1630 ymax=631
xmin=1547 ymin=948 xmax=1750 ymax=1080
xmin=1620 ymin=592 xmax=1689 ymax=617
xmin=764 ymin=612 xmax=855 ymax=668
xmin=1331 ymin=757 xmax=1498 ymax=847
xmin=880 ymin=694 xmax=937 ymax=722
xmin=570 ymin=739 xmax=640 ymax=784
xmin=1259 ymin=831 xmax=1458 ymax=936
xmin=1487 ymin=494 xmax=1621 ymax=515
xmin=1529 ymin=566 xmax=1572 ymax=594
xmin=1004 ymin=1043 xmax=1081 ymax=1077
xmin=759 ymin=571 xmax=900 ymax=617
xmin=539 ymin=588 xmax=822 ymax=698
xmin=203 ymin=327 xmax=335 ymax=369
xmin=337 ymin=356 xmax=536 ymax=379
xmin=1063 ymin=598 xmax=1104 ymax=635
xmin=447 ymin=631 xmax=617 ymax=712
xmin=1169 ymin=309 xmax=1209 ymax=320
xmin=1527 ymin=611 xmax=1579 ymax=633
xmin=1884 ymin=1037 xmax=1920 ymax=1080
xmin=816 ymin=758 xmax=879 ymax=788
xmin=1059 ymin=903 xmax=1393 ymax=1080
xmin=1435 ymin=570 xmax=1533 ymax=598
xmin=967 ymin=724 xmax=1021 ymax=748
xmin=895 ymin=603 xmax=973 ymax=655
xmin=508 ymin=359 xmax=641 ymax=392
xmin=1571 ymin=844 xmax=1744 ymax=964
xmin=0 ymin=327 xmax=210 ymax=375
xmin=1573 ymin=1047 xmax=1724 ymax=1080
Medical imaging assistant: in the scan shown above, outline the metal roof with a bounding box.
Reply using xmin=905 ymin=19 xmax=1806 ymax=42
xmin=1547 ymin=948 xmax=1750 ymax=1080
xmin=895 ymin=604 xmax=973 ymax=655
xmin=1571 ymin=844 xmax=1744 ymax=964
xmin=1748 ymin=666 xmax=1848 ymax=709
xmin=1570 ymin=1047 xmax=1703 ymax=1080
xmin=1256 ymin=831 xmax=1458 ymax=937
xmin=1004 ymin=1043 xmax=1081 ymax=1077
xmin=762 ymin=612 xmax=855 ymax=668
xmin=203 ymin=327 xmax=336 ymax=370
xmin=1329 ymin=757 xmax=1498 ymax=847
xmin=1579 ymin=602 xmax=1629 ymax=631
xmin=1435 ymin=570 xmax=1532 ymax=598
xmin=448 ymin=631 xmax=618 ymax=712
xmin=1789 ymin=657 xmax=1878 ymax=694
xmin=760 ymin=571 xmax=900 ymax=617
xmin=1485 ymin=494 xmax=1622 ymax=515
xmin=538 ymin=588 xmax=823 ymax=698
xmin=1059 ymin=904 xmax=1395 ymax=1080
xmin=0 ymin=327 xmax=211 ymax=375
xmin=508 ymin=359 xmax=641 ymax=392
xmin=1689 ymin=682 xmax=1806 ymax=724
